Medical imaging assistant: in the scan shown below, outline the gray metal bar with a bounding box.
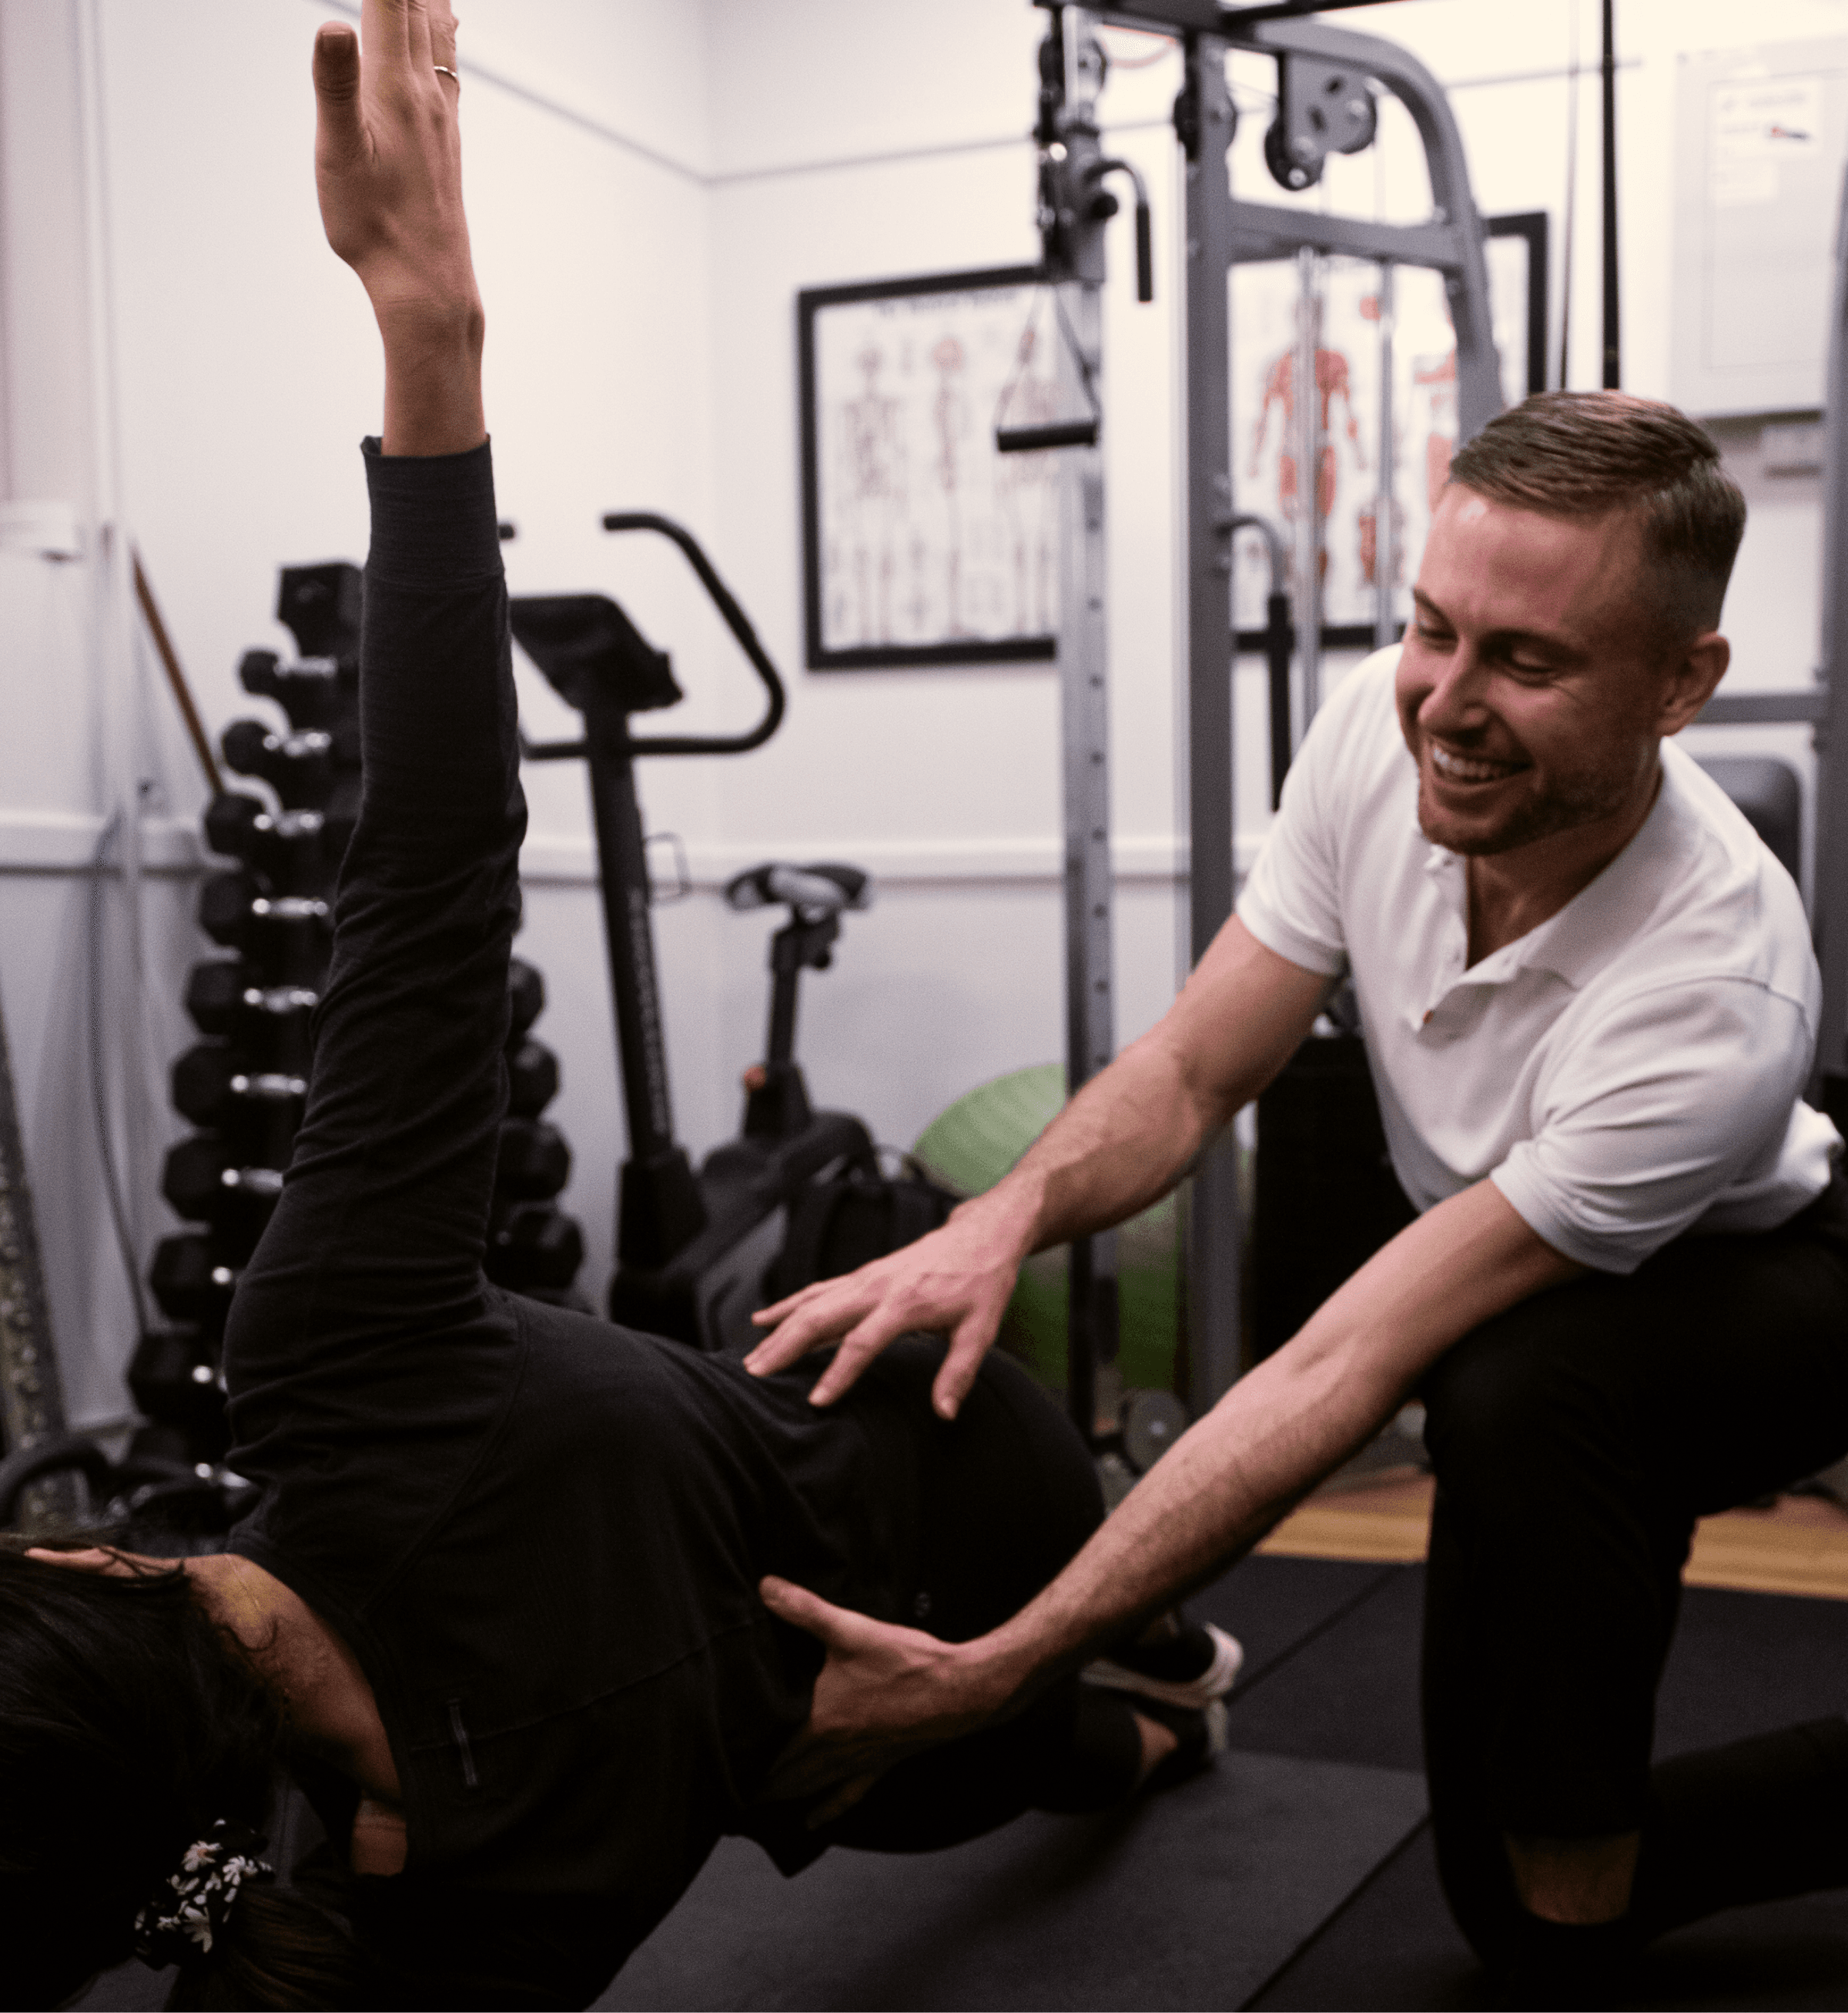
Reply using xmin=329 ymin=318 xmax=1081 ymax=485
xmin=1292 ymin=247 xmax=1324 ymax=732
xmin=1180 ymin=30 xmax=1245 ymax=1416
xmin=1103 ymin=0 xmax=1417 ymax=29
xmin=1058 ymin=279 xmax=1120 ymax=1422
xmin=1696 ymin=692 xmax=1827 ymax=726
xmin=1374 ymin=261 xmax=1397 ymax=649
xmin=1227 ymin=206 xmax=1465 ymax=271
xmin=1240 ymin=16 xmax=1500 ymax=444
xmin=1040 ymin=7 xmax=1122 ymax=1440
xmin=1175 ymin=13 xmax=1499 ymax=1417
xmin=1812 ymin=162 xmax=1848 ymax=1096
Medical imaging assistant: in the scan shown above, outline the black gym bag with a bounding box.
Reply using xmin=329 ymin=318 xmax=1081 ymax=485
xmin=768 ymin=1152 xmax=958 ymax=1300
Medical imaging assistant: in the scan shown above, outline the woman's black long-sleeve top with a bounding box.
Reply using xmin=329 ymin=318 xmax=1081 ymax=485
xmin=221 ymin=443 xmax=919 ymax=2004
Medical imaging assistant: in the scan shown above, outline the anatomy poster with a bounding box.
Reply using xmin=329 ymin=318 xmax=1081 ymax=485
xmin=1231 ymin=219 xmax=1542 ymax=635
xmin=800 ymin=268 xmax=1065 ymax=668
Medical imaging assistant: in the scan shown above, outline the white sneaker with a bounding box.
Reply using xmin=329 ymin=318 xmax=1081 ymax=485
xmin=1083 ymin=1620 xmax=1244 ymax=1709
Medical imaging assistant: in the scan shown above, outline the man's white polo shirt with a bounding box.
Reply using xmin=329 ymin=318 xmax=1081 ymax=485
xmin=1236 ymin=649 xmax=1841 ymax=1273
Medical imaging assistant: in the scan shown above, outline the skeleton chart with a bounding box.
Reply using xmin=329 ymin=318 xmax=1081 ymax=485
xmin=801 ymin=273 xmax=1065 ymax=668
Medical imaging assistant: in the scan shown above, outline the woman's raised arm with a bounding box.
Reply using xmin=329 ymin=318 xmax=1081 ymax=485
xmin=312 ymin=0 xmax=484 ymax=456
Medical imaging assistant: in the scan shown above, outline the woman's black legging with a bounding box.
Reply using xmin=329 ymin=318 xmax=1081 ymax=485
xmin=1420 ymin=1171 xmax=1848 ymax=1966
xmin=828 ymin=1341 xmax=1145 ymax=1852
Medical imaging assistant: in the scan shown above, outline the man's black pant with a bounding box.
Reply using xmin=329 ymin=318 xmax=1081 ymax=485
xmin=1420 ymin=1171 xmax=1848 ymax=1965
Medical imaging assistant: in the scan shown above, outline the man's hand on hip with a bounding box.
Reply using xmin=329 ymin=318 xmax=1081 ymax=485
xmin=744 ymin=1192 xmax=1036 ymax=1418
xmin=756 ymin=1576 xmax=1011 ymax=1814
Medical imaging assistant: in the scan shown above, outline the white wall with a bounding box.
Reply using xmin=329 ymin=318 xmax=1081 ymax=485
xmin=0 ymin=0 xmax=721 ymax=1422
xmin=4 ymin=0 xmax=1845 ymax=1425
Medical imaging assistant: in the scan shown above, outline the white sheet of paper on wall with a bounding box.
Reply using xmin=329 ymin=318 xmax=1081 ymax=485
xmin=1674 ymin=43 xmax=1848 ymax=414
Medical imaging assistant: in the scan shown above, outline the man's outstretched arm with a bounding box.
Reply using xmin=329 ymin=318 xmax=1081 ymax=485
xmin=745 ymin=918 xmax=1332 ymax=1417
xmin=758 ymin=1177 xmax=1582 ymax=1800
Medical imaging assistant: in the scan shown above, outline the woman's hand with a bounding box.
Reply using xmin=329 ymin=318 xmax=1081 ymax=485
xmin=743 ymin=1197 xmax=1033 ymax=1418
xmin=757 ymin=1577 xmax=1011 ymax=1818
xmin=312 ymin=0 xmax=484 ymax=454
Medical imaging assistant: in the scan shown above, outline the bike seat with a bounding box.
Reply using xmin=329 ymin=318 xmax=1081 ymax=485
xmin=725 ymin=862 xmax=872 ymax=919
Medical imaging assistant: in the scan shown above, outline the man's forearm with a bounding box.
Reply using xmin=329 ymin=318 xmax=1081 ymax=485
xmin=976 ymin=1311 xmax=1394 ymax=1707
xmin=960 ymin=1180 xmax=1582 ymax=1717
xmin=990 ymin=919 xmax=1333 ymax=1262
xmin=994 ymin=1035 xmax=1217 ymax=1261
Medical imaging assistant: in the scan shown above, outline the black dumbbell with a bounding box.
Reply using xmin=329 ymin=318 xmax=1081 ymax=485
xmin=126 ymin=1419 xmax=194 ymax=1469
xmin=161 ymin=1136 xmax=285 ymax=1245
xmin=171 ymin=1044 xmax=306 ymax=1162
xmin=184 ymin=963 xmax=316 ymax=1070
xmin=198 ymin=869 xmax=263 ymax=949
xmin=184 ymin=959 xmax=248 ymax=1037
xmin=197 ymin=876 xmax=331 ymax=983
xmin=221 ymin=718 xmax=335 ymax=809
xmin=495 ymin=1117 xmax=571 ymax=1201
xmin=508 ymin=957 xmax=544 ymax=1040
xmin=203 ymin=795 xmax=330 ymax=896
xmin=239 ymin=648 xmax=343 ymax=730
xmin=127 ymin=1327 xmax=229 ymax=1450
xmin=149 ymin=1231 xmax=239 ymax=1329
xmin=506 ymin=1037 xmax=560 ymax=1120
xmin=485 ymin=1201 xmax=584 ymax=1291
xmin=203 ymin=791 xmax=266 ymax=862
xmin=276 ymin=560 xmax=363 ymax=662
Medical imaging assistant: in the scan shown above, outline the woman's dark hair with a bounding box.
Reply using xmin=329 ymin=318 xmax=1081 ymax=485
xmin=1448 ymin=389 xmax=1747 ymax=634
xmin=0 ymin=1539 xmax=360 ymax=2009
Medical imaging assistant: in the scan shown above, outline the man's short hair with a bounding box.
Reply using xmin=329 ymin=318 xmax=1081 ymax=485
xmin=1446 ymin=390 xmax=1747 ymax=635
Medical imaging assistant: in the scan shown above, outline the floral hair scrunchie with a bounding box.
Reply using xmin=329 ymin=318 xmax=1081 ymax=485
xmin=132 ymin=1818 xmax=274 ymax=1968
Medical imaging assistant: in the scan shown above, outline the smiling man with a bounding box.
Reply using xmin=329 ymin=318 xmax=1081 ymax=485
xmin=745 ymin=393 xmax=1848 ymax=2001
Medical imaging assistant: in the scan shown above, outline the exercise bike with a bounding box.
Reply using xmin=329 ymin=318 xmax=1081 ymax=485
xmin=509 ymin=515 xmax=880 ymax=1351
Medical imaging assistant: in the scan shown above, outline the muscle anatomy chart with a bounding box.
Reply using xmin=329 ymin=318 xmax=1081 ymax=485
xmin=1231 ymin=239 xmax=1533 ymax=637
xmin=808 ymin=280 xmax=1059 ymax=661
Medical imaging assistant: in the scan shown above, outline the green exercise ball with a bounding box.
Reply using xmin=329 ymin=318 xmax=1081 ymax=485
xmin=911 ymin=1063 xmax=1181 ymax=1401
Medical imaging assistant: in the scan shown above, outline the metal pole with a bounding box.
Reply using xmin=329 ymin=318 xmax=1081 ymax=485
xmin=1048 ymin=9 xmax=1121 ymax=1442
xmin=1180 ymin=30 xmax=1244 ymax=1414
xmin=1810 ymin=162 xmax=1848 ymax=1112
xmin=1058 ymin=282 xmax=1120 ymax=1441
xmin=1374 ymin=261 xmax=1397 ymax=650
xmin=1293 ymin=246 xmax=1324 ymax=733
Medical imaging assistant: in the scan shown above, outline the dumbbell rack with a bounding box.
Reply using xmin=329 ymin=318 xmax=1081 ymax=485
xmin=136 ymin=565 xmax=588 ymax=1471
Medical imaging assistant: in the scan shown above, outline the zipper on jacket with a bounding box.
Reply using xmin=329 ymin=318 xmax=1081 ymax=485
xmin=447 ymin=1698 xmax=479 ymax=1789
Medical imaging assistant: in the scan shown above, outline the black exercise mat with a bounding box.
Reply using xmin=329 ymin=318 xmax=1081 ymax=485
xmin=1252 ymin=1813 xmax=1848 ymax=2011
xmin=597 ymin=1749 xmax=1426 ymax=2011
xmin=1214 ymin=1559 xmax=1428 ymax=1773
xmin=1250 ymin=1573 xmax=1848 ymax=2009
xmin=1192 ymin=1555 xmax=1399 ymax=1696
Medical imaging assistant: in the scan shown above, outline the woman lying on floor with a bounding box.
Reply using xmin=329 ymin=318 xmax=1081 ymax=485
xmin=0 ymin=8 xmax=1237 ymax=2008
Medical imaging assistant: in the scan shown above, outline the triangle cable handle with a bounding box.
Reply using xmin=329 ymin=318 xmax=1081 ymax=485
xmin=993 ymin=282 xmax=1102 ymax=455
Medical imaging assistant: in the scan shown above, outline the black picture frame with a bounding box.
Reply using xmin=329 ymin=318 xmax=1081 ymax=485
xmin=800 ymin=218 xmax=1548 ymax=672
xmin=1489 ymin=209 xmax=1550 ymax=400
xmin=798 ymin=265 xmax=1059 ymax=672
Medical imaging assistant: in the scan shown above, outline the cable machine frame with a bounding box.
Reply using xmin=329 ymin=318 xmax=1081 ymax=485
xmin=1038 ymin=2 xmax=1502 ymax=1421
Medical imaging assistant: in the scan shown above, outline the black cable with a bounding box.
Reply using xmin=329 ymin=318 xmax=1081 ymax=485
xmin=87 ymin=810 xmax=152 ymax=1335
xmin=1601 ymin=0 xmax=1620 ymax=388
xmin=1050 ymin=281 xmax=1103 ymax=424
xmin=1558 ymin=5 xmax=1578 ymax=389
